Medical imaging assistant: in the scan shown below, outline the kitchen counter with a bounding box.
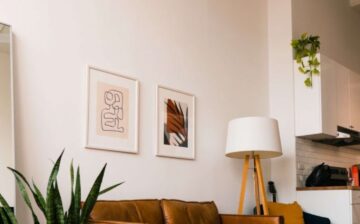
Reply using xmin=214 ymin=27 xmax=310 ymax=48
xmin=297 ymin=187 xmax=360 ymax=223
xmin=297 ymin=186 xmax=360 ymax=191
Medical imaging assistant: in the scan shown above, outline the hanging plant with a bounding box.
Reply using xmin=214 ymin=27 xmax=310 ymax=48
xmin=291 ymin=33 xmax=320 ymax=87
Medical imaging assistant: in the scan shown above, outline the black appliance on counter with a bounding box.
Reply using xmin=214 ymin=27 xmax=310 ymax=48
xmin=306 ymin=163 xmax=348 ymax=187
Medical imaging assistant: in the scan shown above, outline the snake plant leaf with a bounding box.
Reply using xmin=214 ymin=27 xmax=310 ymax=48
xmin=8 ymin=167 xmax=46 ymax=215
xmin=53 ymin=183 xmax=65 ymax=224
xmin=67 ymin=161 xmax=75 ymax=224
xmin=99 ymin=182 xmax=124 ymax=195
xmin=46 ymin=183 xmax=56 ymax=224
xmin=0 ymin=208 xmax=10 ymax=224
xmin=67 ymin=193 xmax=74 ymax=224
xmin=80 ymin=164 xmax=107 ymax=224
xmin=0 ymin=194 xmax=17 ymax=224
xmin=32 ymin=181 xmax=47 ymax=215
xmin=72 ymin=167 xmax=81 ymax=224
xmin=13 ymin=175 xmax=40 ymax=224
xmin=47 ymin=150 xmax=64 ymax=199
xmin=70 ymin=160 xmax=74 ymax=192
xmin=46 ymin=150 xmax=64 ymax=223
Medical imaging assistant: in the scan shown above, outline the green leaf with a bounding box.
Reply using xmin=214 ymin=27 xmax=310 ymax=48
xmin=0 ymin=208 xmax=10 ymax=224
xmin=296 ymin=56 xmax=302 ymax=64
xmin=72 ymin=167 xmax=81 ymax=224
xmin=313 ymin=57 xmax=320 ymax=66
xmin=45 ymin=150 xmax=65 ymax=224
xmin=70 ymin=160 xmax=74 ymax=192
xmin=46 ymin=183 xmax=56 ymax=224
xmin=47 ymin=150 xmax=65 ymax=197
xmin=99 ymin=182 xmax=124 ymax=195
xmin=291 ymin=39 xmax=299 ymax=47
xmin=32 ymin=181 xmax=47 ymax=215
xmin=13 ymin=175 xmax=40 ymax=224
xmin=8 ymin=167 xmax=46 ymax=216
xmin=54 ymin=183 xmax=65 ymax=224
xmin=298 ymin=66 xmax=306 ymax=74
xmin=80 ymin=164 xmax=107 ymax=224
xmin=304 ymin=77 xmax=312 ymax=87
xmin=301 ymin=32 xmax=307 ymax=39
xmin=313 ymin=68 xmax=320 ymax=75
xmin=0 ymin=194 xmax=17 ymax=224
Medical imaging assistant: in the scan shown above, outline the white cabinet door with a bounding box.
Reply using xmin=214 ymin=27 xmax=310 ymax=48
xmin=297 ymin=190 xmax=352 ymax=224
xmin=321 ymin=55 xmax=338 ymax=137
xmin=294 ymin=54 xmax=338 ymax=138
xmin=349 ymin=71 xmax=360 ymax=132
xmin=336 ymin=65 xmax=351 ymax=129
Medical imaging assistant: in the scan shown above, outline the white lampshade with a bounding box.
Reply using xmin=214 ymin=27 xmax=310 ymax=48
xmin=226 ymin=117 xmax=282 ymax=159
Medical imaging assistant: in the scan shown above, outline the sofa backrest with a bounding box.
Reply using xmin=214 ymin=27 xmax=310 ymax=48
xmin=90 ymin=199 xmax=164 ymax=224
xmin=90 ymin=199 xmax=221 ymax=224
xmin=161 ymin=199 xmax=221 ymax=224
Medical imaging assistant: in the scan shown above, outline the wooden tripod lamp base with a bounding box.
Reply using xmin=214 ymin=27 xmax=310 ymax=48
xmin=225 ymin=117 xmax=282 ymax=216
xmin=237 ymin=155 xmax=269 ymax=215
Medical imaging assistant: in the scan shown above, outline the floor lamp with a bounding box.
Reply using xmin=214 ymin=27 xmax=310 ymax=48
xmin=225 ymin=117 xmax=282 ymax=215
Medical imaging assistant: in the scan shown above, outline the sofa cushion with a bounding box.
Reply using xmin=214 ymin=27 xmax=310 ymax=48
xmin=161 ymin=199 xmax=221 ymax=224
xmin=90 ymin=199 xmax=164 ymax=224
xmin=268 ymin=201 xmax=304 ymax=224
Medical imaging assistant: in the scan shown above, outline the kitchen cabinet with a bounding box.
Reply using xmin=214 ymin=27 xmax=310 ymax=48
xmin=294 ymin=53 xmax=360 ymax=138
xmin=336 ymin=65 xmax=351 ymax=129
xmin=297 ymin=189 xmax=360 ymax=224
xmin=294 ymin=54 xmax=338 ymax=139
xmin=350 ymin=70 xmax=360 ymax=132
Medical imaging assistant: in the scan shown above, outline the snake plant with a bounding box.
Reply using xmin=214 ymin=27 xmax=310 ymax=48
xmin=0 ymin=150 xmax=122 ymax=224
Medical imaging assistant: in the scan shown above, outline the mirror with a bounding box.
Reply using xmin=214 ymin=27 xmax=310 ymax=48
xmin=0 ymin=23 xmax=15 ymax=207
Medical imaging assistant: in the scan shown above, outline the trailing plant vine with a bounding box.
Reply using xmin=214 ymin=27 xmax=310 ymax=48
xmin=291 ymin=33 xmax=320 ymax=87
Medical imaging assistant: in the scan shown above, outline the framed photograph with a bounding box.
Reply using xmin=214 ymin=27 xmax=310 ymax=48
xmin=86 ymin=66 xmax=139 ymax=153
xmin=156 ymin=85 xmax=195 ymax=160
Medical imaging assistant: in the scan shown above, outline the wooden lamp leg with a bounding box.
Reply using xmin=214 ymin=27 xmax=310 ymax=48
xmin=237 ymin=155 xmax=250 ymax=214
xmin=255 ymin=155 xmax=269 ymax=215
xmin=253 ymin=159 xmax=261 ymax=215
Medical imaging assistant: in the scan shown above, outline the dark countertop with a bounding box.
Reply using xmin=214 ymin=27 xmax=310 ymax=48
xmin=297 ymin=186 xmax=360 ymax=191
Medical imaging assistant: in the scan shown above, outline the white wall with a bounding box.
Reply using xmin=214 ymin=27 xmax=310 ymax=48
xmin=292 ymin=0 xmax=360 ymax=74
xmin=268 ymin=0 xmax=297 ymax=203
xmin=0 ymin=0 xmax=270 ymax=222
xmin=0 ymin=46 xmax=15 ymax=206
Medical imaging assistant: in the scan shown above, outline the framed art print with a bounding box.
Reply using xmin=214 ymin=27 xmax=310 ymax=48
xmin=86 ymin=66 xmax=139 ymax=153
xmin=156 ymin=85 xmax=195 ymax=160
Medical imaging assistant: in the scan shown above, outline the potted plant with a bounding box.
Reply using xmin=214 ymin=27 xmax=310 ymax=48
xmin=0 ymin=150 xmax=122 ymax=224
xmin=291 ymin=33 xmax=321 ymax=87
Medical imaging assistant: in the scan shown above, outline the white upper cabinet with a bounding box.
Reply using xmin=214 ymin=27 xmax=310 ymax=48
xmin=350 ymin=70 xmax=360 ymax=131
xmin=336 ymin=64 xmax=351 ymax=129
xmin=294 ymin=53 xmax=360 ymax=138
xmin=294 ymin=54 xmax=338 ymax=139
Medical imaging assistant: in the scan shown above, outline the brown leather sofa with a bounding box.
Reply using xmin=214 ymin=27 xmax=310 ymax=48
xmin=88 ymin=199 xmax=284 ymax=224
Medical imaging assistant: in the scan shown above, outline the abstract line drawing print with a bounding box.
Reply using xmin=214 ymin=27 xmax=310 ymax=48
xmin=101 ymin=89 xmax=124 ymax=133
xmin=163 ymin=99 xmax=189 ymax=148
xmin=96 ymin=81 xmax=129 ymax=139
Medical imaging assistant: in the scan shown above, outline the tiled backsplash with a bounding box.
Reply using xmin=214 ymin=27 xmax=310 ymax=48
xmin=296 ymin=138 xmax=360 ymax=187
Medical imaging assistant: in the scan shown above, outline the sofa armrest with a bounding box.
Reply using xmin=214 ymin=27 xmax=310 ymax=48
xmin=89 ymin=220 xmax=145 ymax=224
xmin=220 ymin=214 xmax=284 ymax=224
